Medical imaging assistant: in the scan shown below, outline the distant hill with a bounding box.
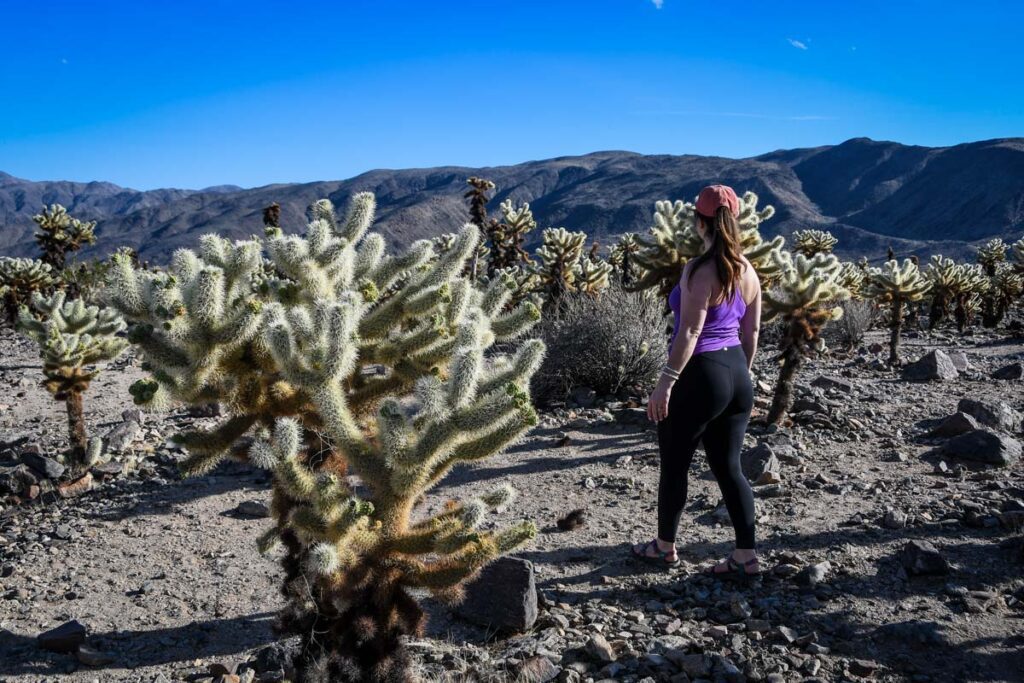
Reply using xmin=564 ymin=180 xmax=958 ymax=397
xmin=2 ymin=137 xmax=1023 ymax=264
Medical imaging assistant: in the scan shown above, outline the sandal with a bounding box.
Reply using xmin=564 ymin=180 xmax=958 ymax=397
xmin=704 ymin=555 xmax=761 ymax=581
xmin=630 ymin=539 xmax=679 ymax=567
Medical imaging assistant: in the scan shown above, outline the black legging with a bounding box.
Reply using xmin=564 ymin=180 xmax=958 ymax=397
xmin=657 ymin=345 xmax=756 ymax=548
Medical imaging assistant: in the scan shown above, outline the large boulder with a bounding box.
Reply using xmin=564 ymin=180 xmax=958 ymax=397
xmin=902 ymin=350 xmax=958 ymax=381
xmin=456 ymin=557 xmax=537 ymax=633
xmin=940 ymin=429 xmax=1021 ymax=467
xmin=929 ymin=412 xmax=980 ymax=438
xmin=956 ymin=398 xmax=1023 ymax=433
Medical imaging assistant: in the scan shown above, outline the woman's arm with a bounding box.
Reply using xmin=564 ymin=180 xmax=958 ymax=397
xmin=647 ymin=264 xmax=712 ymax=422
xmin=740 ymin=268 xmax=761 ymax=370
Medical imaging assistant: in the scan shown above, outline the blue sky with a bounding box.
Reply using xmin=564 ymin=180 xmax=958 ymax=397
xmin=2 ymin=0 xmax=1022 ymax=190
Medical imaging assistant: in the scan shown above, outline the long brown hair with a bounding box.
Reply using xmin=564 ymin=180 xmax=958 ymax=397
xmin=686 ymin=206 xmax=746 ymax=301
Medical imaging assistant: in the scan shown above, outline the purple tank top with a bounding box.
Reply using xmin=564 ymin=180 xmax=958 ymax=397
xmin=668 ymin=282 xmax=746 ymax=355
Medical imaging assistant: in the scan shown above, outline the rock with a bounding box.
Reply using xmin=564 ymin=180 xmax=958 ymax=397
xmin=38 ymin=620 xmax=87 ymax=653
xmin=0 ymin=464 xmax=37 ymax=495
xmin=58 ymin=472 xmax=94 ymax=498
xmin=235 ymin=500 xmax=271 ymax=518
xmin=902 ymin=349 xmax=958 ymax=381
xmin=940 ymin=429 xmax=1021 ymax=467
xmin=741 ymin=443 xmax=780 ymax=482
xmin=570 ymin=387 xmax=597 ymax=408
xmin=104 ymin=413 xmax=142 ymax=453
xmin=947 ymin=351 xmax=970 ymax=372
xmin=992 ymin=362 xmax=1024 ymax=380
xmin=873 ymin=620 xmax=946 ymax=645
xmin=956 ymin=398 xmax=1023 ymax=433
xmin=667 ymin=652 xmax=711 ymax=677
xmin=586 ymin=634 xmax=616 ymax=662
xmin=929 ymin=412 xmax=981 ymax=437
xmin=811 ymin=375 xmax=856 ymax=393
xmin=19 ymin=451 xmax=65 ymax=479
xmin=517 ymin=656 xmax=560 ymax=682
xmin=794 ymin=561 xmax=831 ymax=587
xmin=457 ymin=557 xmax=537 ymax=633
xmin=901 ymin=540 xmax=950 ymax=576
xmin=76 ymin=644 xmax=115 ymax=666
xmin=848 ymin=659 xmax=878 ymax=677
xmin=883 ymin=510 xmax=909 ymax=529
xmin=253 ymin=640 xmax=296 ymax=674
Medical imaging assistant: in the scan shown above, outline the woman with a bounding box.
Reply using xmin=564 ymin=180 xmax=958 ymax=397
xmin=631 ymin=184 xmax=762 ymax=579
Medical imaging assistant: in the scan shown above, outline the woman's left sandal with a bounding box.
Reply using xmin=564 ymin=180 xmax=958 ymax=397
xmin=704 ymin=556 xmax=761 ymax=581
xmin=630 ymin=539 xmax=679 ymax=567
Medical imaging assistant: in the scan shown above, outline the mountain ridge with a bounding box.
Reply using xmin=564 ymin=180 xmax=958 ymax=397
xmin=2 ymin=137 xmax=1022 ymax=263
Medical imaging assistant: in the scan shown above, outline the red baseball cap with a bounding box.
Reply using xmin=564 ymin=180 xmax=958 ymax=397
xmin=695 ymin=184 xmax=740 ymax=218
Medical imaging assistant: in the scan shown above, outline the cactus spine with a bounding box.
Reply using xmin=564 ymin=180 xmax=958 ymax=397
xmin=762 ymin=252 xmax=850 ymax=424
xmin=865 ymin=259 xmax=931 ymax=365
xmin=33 ymin=204 xmax=97 ymax=271
xmin=17 ymin=291 xmax=127 ymax=467
xmin=107 ymin=193 xmax=544 ymax=681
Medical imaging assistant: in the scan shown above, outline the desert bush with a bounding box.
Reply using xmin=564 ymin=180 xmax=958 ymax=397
xmin=106 ymin=192 xmax=544 ymax=682
xmin=827 ymin=299 xmax=876 ymax=350
xmin=532 ymin=283 xmax=666 ymax=404
xmin=0 ymin=257 xmax=57 ymax=324
xmin=16 ymin=290 xmax=127 ymax=468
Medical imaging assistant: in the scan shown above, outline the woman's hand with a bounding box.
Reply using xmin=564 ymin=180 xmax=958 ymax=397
xmin=647 ymin=375 xmax=674 ymax=422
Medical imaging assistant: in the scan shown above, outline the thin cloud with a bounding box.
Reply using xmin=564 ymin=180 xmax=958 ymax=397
xmin=787 ymin=38 xmax=808 ymax=50
xmin=651 ymin=0 xmax=664 ymax=8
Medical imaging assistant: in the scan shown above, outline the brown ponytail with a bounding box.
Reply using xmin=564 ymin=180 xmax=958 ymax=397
xmin=686 ymin=206 xmax=746 ymax=301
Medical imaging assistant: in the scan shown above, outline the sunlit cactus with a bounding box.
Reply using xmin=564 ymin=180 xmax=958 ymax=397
xmin=977 ymin=238 xmax=1008 ymax=276
xmin=573 ymin=255 xmax=613 ymax=296
xmin=490 ymin=265 xmax=540 ymax=309
xmin=33 ymin=204 xmax=97 ymax=270
xmin=836 ymin=261 xmax=868 ymax=300
xmin=609 ymin=232 xmax=641 ymax=286
xmin=792 ymin=229 xmax=838 ymax=258
xmin=981 ymin=263 xmax=1024 ymax=328
xmin=0 ymin=257 xmax=57 ymax=324
xmin=532 ymin=227 xmax=587 ymax=305
xmin=865 ymin=259 xmax=931 ymax=365
xmin=17 ymin=291 xmax=127 ymax=468
xmin=926 ymin=256 xmax=987 ymax=332
xmin=632 ymin=191 xmax=780 ymax=298
xmin=486 ymin=199 xmax=536 ymax=275
xmin=762 ymin=252 xmax=850 ymax=424
xmin=106 ymin=192 xmax=544 ymax=681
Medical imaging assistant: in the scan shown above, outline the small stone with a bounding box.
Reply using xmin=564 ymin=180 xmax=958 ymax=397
xmin=457 ymin=557 xmax=538 ymax=633
xmin=668 ymin=652 xmax=711 ymax=677
xmin=235 ymin=500 xmax=271 ymax=518
xmin=795 ymin=561 xmax=831 ymax=586
xmin=992 ymin=362 xmax=1024 ymax=380
xmin=849 ymin=659 xmax=878 ymax=677
xmin=901 ymin=540 xmax=950 ymax=576
xmin=38 ymin=620 xmax=87 ymax=653
xmin=811 ymin=375 xmax=856 ymax=393
xmin=883 ymin=510 xmax=909 ymax=529
xmin=517 ymin=655 xmax=560 ymax=683
xmin=777 ymin=625 xmax=798 ymax=643
xmin=705 ymin=624 xmax=729 ymax=639
xmin=586 ymin=634 xmax=616 ymax=662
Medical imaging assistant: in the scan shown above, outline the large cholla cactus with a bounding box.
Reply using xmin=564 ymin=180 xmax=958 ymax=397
xmin=763 ymin=252 xmax=849 ymax=424
xmin=926 ymin=256 xmax=987 ymax=332
xmin=0 ymin=257 xmax=57 ymax=324
xmin=33 ymin=204 xmax=97 ymax=270
xmin=609 ymin=233 xmax=641 ymax=286
xmin=17 ymin=291 xmax=127 ymax=467
xmin=531 ymin=227 xmax=587 ymax=304
xmin=485 ymin=199 xmax=536 ymax=275
xmin=977 ymin=238 xmax=1008 ymax=276
xmin=632 ymin=191 xmax=781 ymax=299
xmin=864 ymin=259 xmax=931 ymax=365
xmin=106 ymin=193 xmax=545 ymax=681
xmin=981 ymin=263 xmax=1024 ymax=328
xmin=792 ymin=229 xmax=838 ymax=258
xmin=836 ymin=261 xmax=868 ymax=300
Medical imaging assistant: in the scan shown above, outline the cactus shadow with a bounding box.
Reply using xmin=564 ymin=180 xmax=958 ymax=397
xmin=0 ymin=611 xmax=277 ymax=676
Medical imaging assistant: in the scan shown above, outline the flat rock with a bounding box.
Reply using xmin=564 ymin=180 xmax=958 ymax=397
xmin=902 ymin=349 xmax=958 ymax=381
xmin=901 ymin=540 xmax=950 ymax=576
xmin=19 ymin=451 xmax=65 ymax=479
xmin=38 ymin=620 xmax=87 ymax=653
xmin=811 ymin=375 xmax=856 ymax=393
xmin=76 ymin=645 xmax=115 ymax=667
xmin=929 ymin=411 xmax=980 ymax=438
xmin=104 ymin=415 xmax=142 ymax=453
xmin=586 ymin=634 xmax=616 ymax=662
xmin=940 ymin=429 xmax=1021 ymax=467
xmin=947 ymin=351 xmax=970 ymax=372
xmin=992 ymin=362 xmax=1024 ymax=380
xmin=956 ymin=398 xmax=1022 ymax=433
xmin=234 ymin=500 xmax=271 ymax=518
xmin=517 ymin=656 xmax=560 ymax=682
xmin=457 ymin=557 xmax=537 ymax=633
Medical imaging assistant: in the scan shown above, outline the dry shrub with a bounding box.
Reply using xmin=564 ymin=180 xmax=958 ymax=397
xmin=532 ymin=283 xmax=666 ymax=404
xmin=830 ymin=299 xmax=877 ymax=349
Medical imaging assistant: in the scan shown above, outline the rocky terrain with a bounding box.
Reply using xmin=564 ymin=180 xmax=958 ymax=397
xmin=1 ymin=320 xmax=1023 ymax=683
xmin=4 ymin=137 xmax=1024 ymax=264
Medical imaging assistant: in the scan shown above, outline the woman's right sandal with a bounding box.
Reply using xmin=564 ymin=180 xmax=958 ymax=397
xmin=630 ymin=539 xmax=680 ymax=567
xmin=704 ymin=555 xmax=761 ymax=581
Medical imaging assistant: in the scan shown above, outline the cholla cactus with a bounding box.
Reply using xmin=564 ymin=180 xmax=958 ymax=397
xmin=864 ymin=259 xmax=931 ymax=365
xmin=0 ymin=257 xmax=57 ymax=324
xmin=532 ymin=227 xmax=587 ymax=305
xmin=836 ymin=261 xmax=868 ymax=300
xmin=1012 ymin=237 xmax=1024 ymax=272
xmin=632 ymin=191 xmax=781 ymax=298
xmin=977 ymin=238 xmax=1009 ymax=276
xmin=486 ymin=199 xmax=536 ymax=274
xmin=17 ymin=291 xmax=127 ymax=467
xmin=573 ymin=255 xmax=613 ymax=296
xmin=762 ymin=252 xmax=850 ymax=424
xmin=491 ymin=266 xmax=540 ymax=309
xmin=609 ymin=233 xmax=641 ymax=286
xmin=464 ymin=177 xmax=496 ymax=280
xmin=33 ymin=204 xmax=97 ymax=270
xmin=981 ymin=263 xmax=1024 ymax=328
xmin=106 ymin=193 xmax=544 ymax=681
xmin=792 ymin=229 xmax=838 ymax=258
xmin=926 ymin=256 xmax=987 ymax=332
